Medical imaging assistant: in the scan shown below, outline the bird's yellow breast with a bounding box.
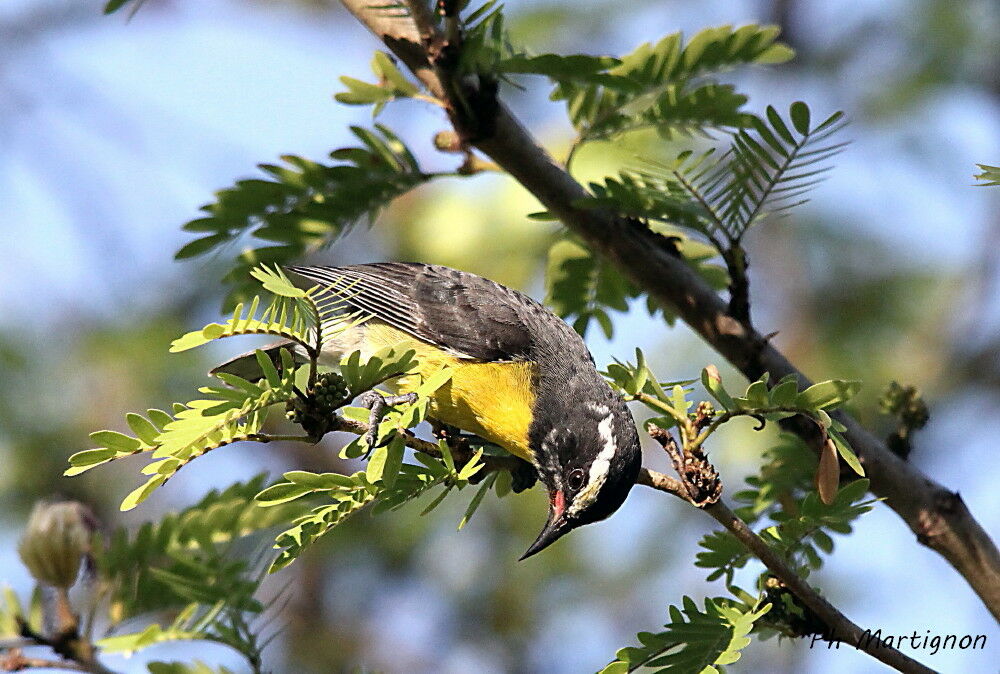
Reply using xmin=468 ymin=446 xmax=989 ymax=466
xmin=350 ymin=322 xmax=535 ymax=461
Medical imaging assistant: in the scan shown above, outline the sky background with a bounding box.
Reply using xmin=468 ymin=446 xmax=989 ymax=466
xmin=1 ymin=0 xmax=998 ymax=672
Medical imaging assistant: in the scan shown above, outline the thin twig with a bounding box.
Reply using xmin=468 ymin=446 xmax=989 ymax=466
xmin=637 ymin=470 xmax=936 ymax=674
xmin=5 ymin=627 xmax=118 ymax=674
xmin=0 ymin=652 xmax=92 ymax=672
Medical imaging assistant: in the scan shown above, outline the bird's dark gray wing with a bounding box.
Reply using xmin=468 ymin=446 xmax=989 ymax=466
xmin=286 ymin=263 xmax=537 ymax=362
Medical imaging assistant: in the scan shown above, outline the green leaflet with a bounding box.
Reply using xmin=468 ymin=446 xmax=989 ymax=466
xmin=794 ymin=379 xmax=862 ymax=411
xmin=177 ymin=126 xmax=429 ymax=307
xmin=552 ymin=25 xmax=793 ymax=143
xmin=545 ymin=235 xmax=724 ymax=337
xmin=170 ymin=265 xmax=343 ymax=354
xmin=146 ymin=662 xmax=237 ymax=674
xmin=594 ymin=102 xmax=847 ymax=244
xmin=82 ymin=370 xmax=292 ymax=509
xmin=335 ymin=51 xmax=420 ymax=114
xmin=601 ymin=597 xmax=770 ymax=673
xmin=497 ymin=53 xmax=621 ymax=81
xmin=0 ymin=585 xmax=43 ymax=640
xmin=90 ymin=477 xmax=308 ymax=667
xmin=974 ymin=163 xmax=1000 ymax=187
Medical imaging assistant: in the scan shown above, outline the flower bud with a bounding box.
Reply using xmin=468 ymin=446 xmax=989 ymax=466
xmin=18 ymin=502 xmax=93 ymax=589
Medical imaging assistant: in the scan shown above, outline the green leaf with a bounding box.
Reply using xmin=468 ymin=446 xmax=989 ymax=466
xmin=66 ymin=447 xmax=118 ymax=467
xmin=335 ymin=76 xmax=394 ymax=105
xmin=90 ymin=429 xmax=142 ymax=453
xmin=458 ymin=472 xmax=497 ymax=530
xmin=339 ymin=345 xmax=417 ymax=395
xmin=169 ymin=271 xmax=322 ymax=354
xmin=372 ymin=51 xmax=419 ymax=96
xmin=175 ymin=234 xmax=231 ymax=260
xmin=545 ymin=237 xmax=639 ymax=337
xmin=335 ymin=52 xmax=419 ymax=108
xmin=671 ymin=384 xmax=689 ymax=415
xmin=623 ymin=349 xmax=650 ymax=397
xmin=104 ymin=0 xmax=137 ymax=14
xmin=178 ymin=127 xmax=429 ymax=305
xmin=830 ymin=430 xmax=864 ymax=476
xmin=147 ymin=409 xmax=175 ymax=430
xmin=456 ymin=449 xmax=485 ymax=481
xmin=79 ymin=359 xmax=297 ymax=501
xmin=121 ymin=475 xmax=167 ymax=511
xmin=366 ymin=445 xmax=388 ymax=484
xmin=744 ymin=378 xmax=769 ymax=408
xmin=439 ymin=439 xmax=456 ymax=474
xmin=94 ymin=474 xmax=306 ymax=640
xmin=283 ymin=471 xmax=356 ymax=489
xmin=498 ymin=53 xmax=620 ymax=79
xmin=269 ymin=489 xmax=374 ymax=571
xmin=769 ymin=378 xmax=799 ymax=406
xmin=551 ymin=25 xmax=792 ymax=143
xmin=493 ymin=468 xmax=512 ymax=498
xmin=602 ymin=597 xmax=770 ymax=673
xmin=125 ymin=414 xmax=160 ymax=445
xmin=254 ymin=482 xmax=314 ymax=505
xmin=696 ymin=530 xmax=751 ymax=584
xmin=795 ymin=380 xmax=861 ymax=410
xmin=594 ymin=101 xmax=847 ymax=243
xmin=597 ymin=663 xmax=629 ymax=674
xmin=249 ymin=264 xmax=305 ymax=298
xmin=419 ymin=485 xmax=453 ymax=516
xmin=790 ymin=100 xmax=811 ymax=135
xmin=973 ymin=164 xmax=1000 ymax=187
xmin=701 ymin=365 xmax=736 ymax=411
xmin=255 ymin=349 xmax=280 ymax=387
xmin=380 ymin=435 xmax=406 ymax=489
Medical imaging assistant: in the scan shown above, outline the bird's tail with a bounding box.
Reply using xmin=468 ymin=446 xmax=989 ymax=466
xmin=209 ymin=340 xmax=302 ymax=381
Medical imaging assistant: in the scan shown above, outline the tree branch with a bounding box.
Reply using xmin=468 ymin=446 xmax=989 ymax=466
xmin=335 ymin=0 xmax=1000 ymax=620
xmin=637 ymin=469 xmax=936 ymax=674
xmin=0 ymin=651 xmax=94 ymax=672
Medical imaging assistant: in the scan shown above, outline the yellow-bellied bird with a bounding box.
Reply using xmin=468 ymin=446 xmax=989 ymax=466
xmin=223 ymin=263 xmax=642 ymax=559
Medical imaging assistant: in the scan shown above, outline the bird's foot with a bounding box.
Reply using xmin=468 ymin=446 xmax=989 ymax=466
xmin=357 ymin=391 xmax=418 ymax=458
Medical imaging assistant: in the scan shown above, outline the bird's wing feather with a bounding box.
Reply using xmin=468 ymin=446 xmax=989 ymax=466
xmin=287 ymin=263 xmax=536 ymax=362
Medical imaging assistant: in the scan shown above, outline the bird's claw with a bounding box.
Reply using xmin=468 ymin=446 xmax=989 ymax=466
xmin=357 ymin=391 xmax=418 ymax=458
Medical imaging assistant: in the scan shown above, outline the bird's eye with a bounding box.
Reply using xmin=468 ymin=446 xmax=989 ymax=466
xmin=567 ymin=468 xmax=585 ymax=492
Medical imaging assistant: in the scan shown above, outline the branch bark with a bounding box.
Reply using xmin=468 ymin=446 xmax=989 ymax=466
xmin=337 ymin=0 xmax=1000 ymax=621
xmin=637 ymin=468 xmax=937 ymax=674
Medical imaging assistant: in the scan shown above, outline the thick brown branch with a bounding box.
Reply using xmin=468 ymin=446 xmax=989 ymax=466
xmin=335 ymin=0 xmax=1000 ymax=620
xmin=638 ymin=470 xmax=936 ymax=674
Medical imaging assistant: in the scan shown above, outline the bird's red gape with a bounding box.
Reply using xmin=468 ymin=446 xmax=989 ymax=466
xmin=550 ymin=489 xmax=566 ymax=520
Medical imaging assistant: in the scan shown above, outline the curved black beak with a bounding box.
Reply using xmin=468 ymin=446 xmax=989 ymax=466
xmin=519 ymin=493 xmax=573 ymax=560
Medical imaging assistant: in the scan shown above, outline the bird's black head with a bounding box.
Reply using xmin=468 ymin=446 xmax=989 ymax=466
xmin=521 ymin=399 xmax=642 ymax=559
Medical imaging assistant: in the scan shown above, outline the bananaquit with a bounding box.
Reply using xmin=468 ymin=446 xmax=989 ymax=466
xmin=231 ymin=263 xmax=642 ymax=559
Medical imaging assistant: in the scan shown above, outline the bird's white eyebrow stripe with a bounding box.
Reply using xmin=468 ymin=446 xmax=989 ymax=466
xmin=568 ymin=413 xmax=616 ymax=516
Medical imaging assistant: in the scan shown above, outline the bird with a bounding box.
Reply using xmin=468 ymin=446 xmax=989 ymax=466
xmin=219 ymin=262 xmax=642 ymax=559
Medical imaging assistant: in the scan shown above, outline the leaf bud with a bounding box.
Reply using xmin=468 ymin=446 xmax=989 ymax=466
xmin=18 ymin=502 xmax=94 ymax=589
